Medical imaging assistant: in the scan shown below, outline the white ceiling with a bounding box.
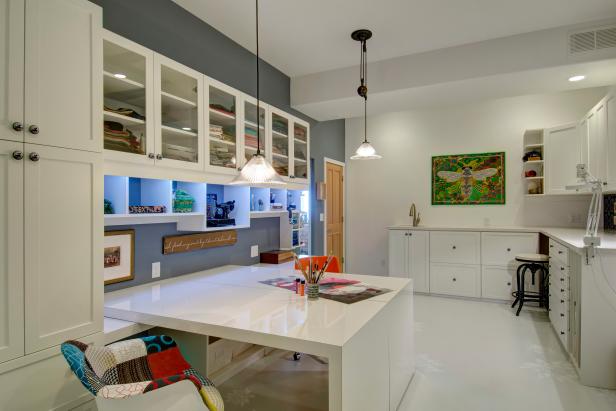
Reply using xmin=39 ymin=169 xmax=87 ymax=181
xmin=174 ymin=0 xmax=616 ymax=77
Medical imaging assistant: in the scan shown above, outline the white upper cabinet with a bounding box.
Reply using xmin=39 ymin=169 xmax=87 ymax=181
xmin=241 ymin=96 xmax=268 ymax=168
xmin=269 ymin=108 xmax=291 ymax=179
xmin=0 ymin=0 xmax=24 ymax=144
xmin=103 ymin=30 xmax=154 ymax=165
xmin=24 ymin=0 xmax=102 ymax=152
xmin=0 ymin=140 xmax=24 ymax=363
xmin=206 ymin=79 xmax=240 ymax=174
xmin=24 ymin=144 xmax=102 ymax=353
xmin=587 ymin=98 xmax=608 ymax=183
xmin=544 ymin=123 xmax=580 ymax=195
xmin=154 ymin=54 xmax=204 ymax=171
xmin=606 ymin=93 xmax=616 ymax=190
xmin=291 ymin=118 xmax=310 ymax=182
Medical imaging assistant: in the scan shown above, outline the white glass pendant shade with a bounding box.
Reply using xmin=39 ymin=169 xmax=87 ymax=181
xmin=229 ymin=153 xmax=286 ymax=187
xmin=351 ymin=141 xmax=382 ymax=160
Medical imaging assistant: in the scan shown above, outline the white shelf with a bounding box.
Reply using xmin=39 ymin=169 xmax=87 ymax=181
xmin=209 ymin=136 xmax=237 ymax=146
xmin=209 ymin=108 xmax=236 ymax=126
xmin=162 ymin=125 xmax=197 ymax=137
xmin=294 ymin=158 xmax=307 ymax=163
xmin=272 ymin=130 xmax=288 ymax=139
xmin=524 ymin=160 xmax=544 ymax=165
xmin=250 ymin=210 xmax=287 ymax=219
xmin=161 ymin=91 xmax=197 ymax=110
xmin=245 ymin=120 xmax=264 ymax=130
xmin=524 ymin=176 xmax=544 ymax=180
xmin=525 ymin=194 xmax=545 ymax=197
xmin=294 ymin=138 xmax=307 ymax=144
xmin=524 ymin=144 xmax=544 ymax=149
xmin=105 ymin=212 xmax=205 ymax=226
xmin=104 ymin=111 xmax=145 ymax=126
xmin=272 ymin=152 xmax=289 ymax=159
xmin=205 ymin=224 xmax=250 ymax=232
xmin=104 ymin=71 xmax=145 ymax=92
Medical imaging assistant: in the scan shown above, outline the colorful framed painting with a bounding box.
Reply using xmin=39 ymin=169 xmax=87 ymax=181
xmin=104 ymin=230 xmax=135 ymax=285
xmin=432 ymin=152 xmax=505 ymax=205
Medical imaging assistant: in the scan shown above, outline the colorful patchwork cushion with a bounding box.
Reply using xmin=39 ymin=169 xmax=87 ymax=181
xmin=61 ymin=336 xmax=224 ymax=411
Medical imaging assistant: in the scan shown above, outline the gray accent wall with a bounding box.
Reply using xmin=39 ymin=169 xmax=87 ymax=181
xmin=310 ymin=120 xmax=346 ymax=255
xmin=105 ymin=218 xmax=280 ymax=292
xmin=93 ymin=0 xmax=345 ymax=290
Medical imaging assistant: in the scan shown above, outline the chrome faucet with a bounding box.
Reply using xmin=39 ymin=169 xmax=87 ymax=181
xmin=409 ymin=203 xmax=421 ymax=227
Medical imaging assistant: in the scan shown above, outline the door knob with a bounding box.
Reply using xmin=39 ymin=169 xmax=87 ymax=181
xmin=156 ymin=154 xmax=163 ymax=160
xmin=12 ymin=151 xmax=23 ymax=160
xmin=11 ymin=122 xmax=23 ymax=131
xmin=28 ymin=125 xmax=39 ymax=134
xmin=148 ymin=153 xmax=155 ymax=159
xmin=29 ymin=152 xmax=39 ymax=162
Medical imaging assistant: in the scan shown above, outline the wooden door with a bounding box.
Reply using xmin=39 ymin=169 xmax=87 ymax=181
xmin=544 ymin=123 xmax=580 ymax=195
xmin=326 ymin=161 xmax=344 ymax=268
xmin=24 ymin=144 xmax=102 ymax=353
xmin=24 ymin=0 xmax=102 ymax=152
xmin=0 ymin=0 xmax=24 ymax=143
xmin=0 ymin=140 xmax=24 ymax=362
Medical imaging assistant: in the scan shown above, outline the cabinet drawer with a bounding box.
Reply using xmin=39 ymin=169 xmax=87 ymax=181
xmin=481 ymin=266 xmax=514 ymax=300
xmin=430 ymin=263 xmax=480 ymax=297
xmin=481 ymin=232 xmax=538 ymax=266
xmin=549 ymin=263 xmax=569 ymax=290
xmin=430 ymin=231 xmax=480 ymax=264
xmin=549 ymin=240 xmax=569 ymax=265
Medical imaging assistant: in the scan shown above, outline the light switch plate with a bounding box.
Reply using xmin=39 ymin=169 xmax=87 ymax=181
xmin=251 ymin=245 xmax=259 ymax=258
xmin=320 ymin=213 xmax=324 ymax=222
xmin=152 ymin=262 xmax=160 ymax=278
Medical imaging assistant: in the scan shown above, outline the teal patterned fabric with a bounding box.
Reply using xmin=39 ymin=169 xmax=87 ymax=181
xmin=61 ymin=342 xmax=101 ymax=395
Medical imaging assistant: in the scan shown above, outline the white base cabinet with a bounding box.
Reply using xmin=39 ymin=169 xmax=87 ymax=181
xmin=388 ymin=228 xmax=539 ymax=301
xmin=388 ymin=230 xmax=429 ymax=293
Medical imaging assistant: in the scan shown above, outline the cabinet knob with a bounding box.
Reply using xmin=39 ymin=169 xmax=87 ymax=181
xmin=603 ymin=182 xmax=608 ymax=186
xmin=560 ymin=313 xmax=564 ymax=317
xmin=452 ymin=277 xmax=457 ymax=282
xmin=11 ymin=122 xmax=23 ymax=132
xmin=29 ymin=152 xmax=39 ymax=162
xmin=28 ymin=125 xmax=39 ymax=134
xmin=452 ymin=245 xmax=457 ymax=250
xmin=560 ymin=289 xmax=564 ymax=292
xmin=550 ymin=244 xmax=554 ymax=248
xmin=12 ymin=151 xmax=23 ymax=160
xmin=560 ymin=331 xmax=565 ymax=335
xmin=507 ymin=248 xmax=511 ymax=252
xmin=560 ymin=267 xmax=564 ymax=271
xmin=156 ymin=154 xmax=163 ymax=160
xmin=558 ymin=251 xmax=563 ymax=254
xmin=507 ymin=282 xmax=511 ymax=286
xmin=148 ymin=153 xmax=155 ymax=159
xmin=560 ymin=299 xmax=564 ymax=303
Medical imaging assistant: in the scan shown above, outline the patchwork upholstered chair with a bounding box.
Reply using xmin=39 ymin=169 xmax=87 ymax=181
xmin=61 ymin=335 xmax=224 ymax=411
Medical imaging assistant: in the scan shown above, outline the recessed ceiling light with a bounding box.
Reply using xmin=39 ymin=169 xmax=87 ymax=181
xmin=113 ymin=73 xmax=127 ymax=79
xmin=182 ymin=127 xmax=191 ymax=131
xmin=568 ymin=75 xmax=586 ymax=82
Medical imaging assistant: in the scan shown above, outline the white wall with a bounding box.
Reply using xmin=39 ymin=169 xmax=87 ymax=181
xmin=344 ymin=87 xmax=608 ymax=275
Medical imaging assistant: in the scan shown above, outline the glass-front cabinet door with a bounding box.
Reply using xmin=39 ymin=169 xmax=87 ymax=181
xmin=207 ymin=80 xmax=239 ymax=173
xmin=292 ymin=119 xmax=309 ymax=181
xmin=154 ymin=54 xmax=203 ymax=170
xmin=270 ymin=110 xmax=290 ymax=178
xmin=242 ymin=97 xmax=267 ymax=167
xmin=102 ymin=30 xmax=153 ymax=164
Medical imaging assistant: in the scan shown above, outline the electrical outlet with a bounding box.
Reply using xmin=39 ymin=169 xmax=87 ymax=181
xmin=251 ymin=245 xmax=259 ymax=258
xmin=152 ymin=262 xmax=160 ymax=278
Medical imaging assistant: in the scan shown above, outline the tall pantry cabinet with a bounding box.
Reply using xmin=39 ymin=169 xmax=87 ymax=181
xmin=0 ymin=0 xmax=102 ymax=392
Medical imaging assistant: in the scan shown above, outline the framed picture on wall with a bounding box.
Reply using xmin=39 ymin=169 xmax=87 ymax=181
xmin=432 ymin=151 xmax=506 ymax=205
xmin=104 ymin=230 xmax=135 ymax=285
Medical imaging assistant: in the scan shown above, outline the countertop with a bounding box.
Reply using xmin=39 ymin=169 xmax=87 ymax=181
xmin=388 ymin=225 xmax=616 ymax=252
xmin=104 ymin=263 xmax=411 ymax=349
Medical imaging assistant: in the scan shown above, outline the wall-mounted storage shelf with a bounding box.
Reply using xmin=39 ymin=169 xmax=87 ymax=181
xmin=522 ymin=130 xmax=544 ymax=195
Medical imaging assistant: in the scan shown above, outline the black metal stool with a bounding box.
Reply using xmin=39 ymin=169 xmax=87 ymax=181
xmin=511 ymin=253 xmax=549 ymax=316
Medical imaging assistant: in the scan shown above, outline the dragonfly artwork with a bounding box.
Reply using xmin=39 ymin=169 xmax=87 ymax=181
xmin=432 ymin=152 xmax=505 ymax=205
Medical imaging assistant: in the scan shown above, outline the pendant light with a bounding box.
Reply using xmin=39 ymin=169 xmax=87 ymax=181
xmin=350 ymin=29 xmax=382 ymax=160
xmin=230 ymin=0 xmax=285 ymax=186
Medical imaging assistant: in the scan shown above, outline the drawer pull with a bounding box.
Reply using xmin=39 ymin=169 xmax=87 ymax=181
xmin=560 ymin=289 xmax=564 ymax=292
xmin=560 ymin=267 xmax=565 ymax=271
xmin=560 ymin=331 xmax=565 ymax=335
xmin=560 ymin=300 xmax=564 ymax=303
xmin=558 ymin=251 xmax=563 ymax=254
xmin=560 ymin=313 xmax=564 ymax=317
xmin=560 ymin=278 xmax=564 ymax=282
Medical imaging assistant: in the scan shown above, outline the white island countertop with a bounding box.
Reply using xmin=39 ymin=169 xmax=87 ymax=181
xmin=389 ymin=225 xmax=616 ymax=252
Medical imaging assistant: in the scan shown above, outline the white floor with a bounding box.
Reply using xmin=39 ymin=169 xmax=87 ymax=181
xmin=218 ymin=295 xmax=616 ymax=411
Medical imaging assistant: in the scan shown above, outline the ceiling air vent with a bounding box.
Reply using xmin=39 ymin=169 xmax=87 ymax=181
xmin=569 ymin=25 xmax=616 ymax=54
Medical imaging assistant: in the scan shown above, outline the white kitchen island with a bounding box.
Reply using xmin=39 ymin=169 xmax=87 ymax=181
xmin=104 ymin=263 xmax=414 ymax=410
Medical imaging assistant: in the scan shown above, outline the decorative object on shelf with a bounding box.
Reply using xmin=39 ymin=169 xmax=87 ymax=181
xmin=163 ymin=230 xmax=237 ymax=255
xmin=523 ymin=150 xmax=542 ymax=162
xmin=128 ymin=205 xmax=166 ymax=214
xmin=104 ymin=199 xmax=115 ymax=215
xmin=104 ymin=230 xmax=135 ymax=285
xmin=271 ymin=203 xmax=284 ymax=210
xmin=527 ymin=180 xmax=542 ymax=195
xmin=206 ymin=193 xmax=217 ymax=218
xmin=258 ymin=198 xmax=264 ymax=211
xmin=259 ymin=250 xmax=295 ymax=264
xmin=432 ymin=152 xmax=505 ymax=205
xmin=104 ymin=105 xmax=145 ymax=120
xmin=525 ymin=170 xmax=537 ymax=177
xmin=229 ymin=0 xmax=285 ymax=187
xmin=350 ymin=29 xmax=382 ymax=160
xmin=173 ymin=189 xmax=194 ymax=213
xmin=207 ymin=200 xmax=236 ymax=227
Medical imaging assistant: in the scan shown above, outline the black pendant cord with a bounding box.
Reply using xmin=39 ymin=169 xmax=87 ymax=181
xmin=361 ymin=39 xmax=368 ymax=143
xmin=255 ymin=0 xmax=261 ymax=156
